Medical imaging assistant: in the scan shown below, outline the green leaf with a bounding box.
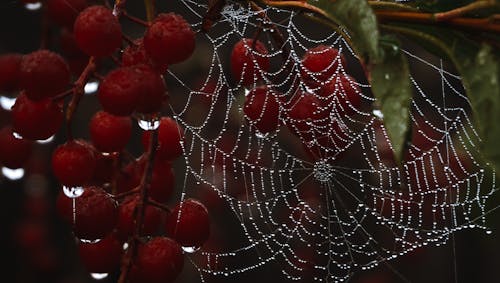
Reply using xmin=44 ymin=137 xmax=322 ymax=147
xmin=464 ymin=45 xmax=500 ymax=171
xmin=381 ymin=24 xmax=500 ymax=172
xmin=311 ymin=0 xmax=382 ymax=62
xmin=370 ymin=39 xmax=413 ymax=163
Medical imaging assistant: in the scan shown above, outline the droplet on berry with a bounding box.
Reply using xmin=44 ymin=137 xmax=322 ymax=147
xmin=63 ymin=186 xmax=85 ymax=198
xmin=165 ymin=198 xmax=210 ymax=249
xmin=142 ymin=117 xmax=184 ymax=161
xmin=57 ymin=186 xmax=118 ymax=240
xmin=11 ymin=92 xmax=64 ymax=141
xmin=52 ymin=140 xmax=96 ymax=187
xmin=78 ymin=233 xmax=123 ymax=273
xmin=90 ymin=111 xmax=132 ymax=153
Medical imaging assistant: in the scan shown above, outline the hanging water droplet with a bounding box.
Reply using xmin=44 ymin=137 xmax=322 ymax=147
xmin=138 ymin=118 xmax=160 ymax=131
xmin=12 ymin=131 xmax=23 ymax=140
xmin=486 ymin=230 xmax=493 ymax=235
xmin=36 ymin=135 xmax=55 ymax=144
xmin=24 ymin=2 xmax=42 ymax=11
xmin=63 ymin=186 xmax=84 ymax=198
xmin=80 ymin=238 xmax=102 ymax=244
xmin=182 ymin=246 xmax=200 ymax=253
xmin=123 ymin=242 xmax=129 ymax=250
xmin=90 ymin=273 xmax=109 ymax=280
xmin=0 ymin=96 xmax=16 ymax=110
xmin=2 ymin=167 xmax=24 ymax=180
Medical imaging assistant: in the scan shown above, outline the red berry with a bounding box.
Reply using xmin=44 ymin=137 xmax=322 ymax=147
xmin=59 ymin=28 xmax=86 ymax=57
xmin=74 ymin=6 xmax=122 ymax=57
xmin=149 ymin=159 xmax=175 ymax=203
xmin=116 ymin=159 xmax=143 ymax=194
xmin=56 ymin=186 xmax=118 ymax=240
xmin=47 ymin=0 xmax=87 ymax=28
xmin=319 ymin=74 xmax=361 ymax=115
xmin=301 ymin=45 xmax=346 ymax=88
xmin=230 ymin=39 xmax=269 ymax=86
xmin=243 ymin=86 xmax=281 ymax=134
xmin=0 ymin=126 xmax=32 ymax=169
xmin=142 ymin=117 xmax=184 ymax=161
xmin=166 ymin=198 xmax=210 ymax=248
xmin=116 ymin=196 xmax=163 ymax=240
xmin=144 ymin=13 xmax=195 ymax=65
xmin=286 ymin=91 xmax=327 ymax=139
xmin=130 ymin=237 xmax=184 ymax=283
xmin=91 ymin=153 xmax=114 ymax=185
xmin=19 ymin=50 xmax=71 ymax=100
xmin=78 ymin=233 xmax=123 ymax=273
xmin=90 ymin=111 xmax=132 ymax=153
xmin=11 ymin=92 xmax=64 ymax=140
xmin=0 ymin=53 xmax=22 ymax=92
xmin=98 ymin=66 xmax=142 ymax=116
xmin=134 ymin=65 xmax=167 ymax=114
xmin=122 ymin=40 xmax=168 ymax=73
xmin=52 ymin=140 xmax=96 ymax=186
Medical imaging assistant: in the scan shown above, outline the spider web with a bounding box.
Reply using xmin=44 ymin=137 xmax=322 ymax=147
xmin=166 ymin=1 xmax=497 ymax=282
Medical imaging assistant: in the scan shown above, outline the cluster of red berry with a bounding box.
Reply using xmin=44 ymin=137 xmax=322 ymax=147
xmin=0 ymin=1 xmax=212 ymax=282
xmin=233 ymin=39 xmax=363 ymax=159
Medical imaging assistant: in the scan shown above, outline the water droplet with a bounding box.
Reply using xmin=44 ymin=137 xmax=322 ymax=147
xmin=123 ymin=242 xmax=129 ymax=250
xmin=12 ymin=131 xmax=23 ymax=140
xmin=182 ymin=246 xmax=200 ymax=253
xmin=84 ymin=81 xmax=99 ymax=95
xmin=137 ymin=118 xmax=160 ymax=130
xmin=372 ymin=109 xmax=384 ymax=119
xmin=24 ymin=2 xmax=42 ymax=11
xmin=0 ymin=96 xmax=16 ymax=110
xmin=90 ymin=273 xmax=109 ymax=280
xmin=63 ymin=186 xmax=84 ymax=198
xmin=80 ymin=238 xmax=101 ymax=244
xmin=36 ymin=135 xmax=55 ymax=144
xmin=2 ymin=167 xmax=24 ymax=180
xmin=486 ymin=230 xmax=493 ymax=235
xmin=255 ymin=131 xmax=268 ymax=139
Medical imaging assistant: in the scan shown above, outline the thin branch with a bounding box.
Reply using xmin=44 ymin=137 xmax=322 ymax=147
xmin=65 ymin=57 xmax=97 ymax=140
xmin=434 ymin=0 xmax=498 ymax=21
xmin=146 ymin=198 xmax=171 ymax=213
xmin=122 ymin=11 xmax=151 ymax=26
xmin=376 ymin=10 xmax=500 ymax=33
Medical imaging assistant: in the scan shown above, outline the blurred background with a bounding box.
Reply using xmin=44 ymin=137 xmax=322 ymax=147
xmin=1 ymin=1 xmax=500 ymax=283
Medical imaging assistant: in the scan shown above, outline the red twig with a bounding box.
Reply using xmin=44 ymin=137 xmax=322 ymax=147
xmin=65 ymin=57 xmax=97 ymax=140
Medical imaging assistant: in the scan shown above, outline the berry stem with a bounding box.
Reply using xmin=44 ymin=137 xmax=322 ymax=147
xmin=145 ymin=198 xmax=171 ymax=213
xmin=112 ymin=187 xmax=140 ymax=199
xmin=202 ymin=0 xmax=227 ymax=32
xmin=144 ymin=0 xmax=156 ymax=22
xmin=122 ymin=11 xmax=151 ymax=27
xmin=66 ymin=57 xmax=97 ymax=140
xmin=117 ymin=129 xmax=159 ymax=283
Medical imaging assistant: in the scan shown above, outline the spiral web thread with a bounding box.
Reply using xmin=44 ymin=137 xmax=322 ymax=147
xmin=168 ymin=1 xmax=497 ymax=282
